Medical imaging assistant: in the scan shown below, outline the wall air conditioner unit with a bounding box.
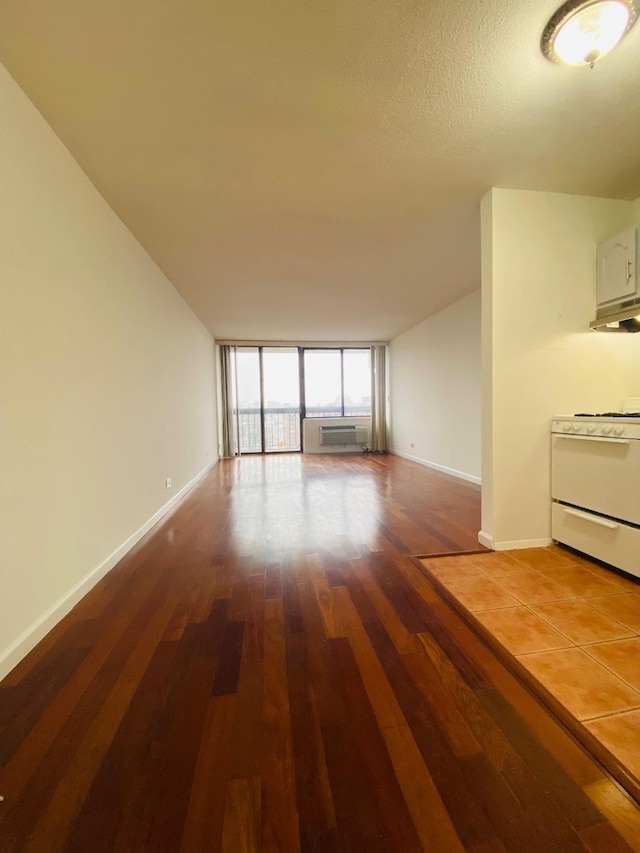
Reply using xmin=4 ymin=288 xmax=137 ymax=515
xmin=319 ymin=425 xmax=368 ymax=446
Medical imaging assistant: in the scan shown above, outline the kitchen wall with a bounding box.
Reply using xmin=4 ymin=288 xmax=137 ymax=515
xmin=481 ymin=188 xmax=640 ymax=550
xmin=0 ymin=64 xmax=218 ymax=679
xmin=389 ymin=290 xmax=481 ymax=483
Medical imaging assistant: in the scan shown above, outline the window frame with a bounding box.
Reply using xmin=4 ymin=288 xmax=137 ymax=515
xmin=301 ymin=347 xmax=371 ymax=419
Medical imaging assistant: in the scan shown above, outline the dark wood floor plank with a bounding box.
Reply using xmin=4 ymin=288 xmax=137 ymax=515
xmin=478 ymin=686 xmax=611 ymax=834
xmin=62 ymin=639 xmax=180 ymax=853
xmin=104 ymin=595 xmax=228 ymax=851
xmin=1 ymin=453 xmax=639 ymax=852
xmin=285 ymin=621 xmax=338 ymax=852
xmin=221 ymin=775 xmax=261 ymax=852
xmin=372 ymin=551 xmax=491 ymax=690
xmin=322 ymin=551 xmax=349 ymax=588
xmin=414 ymin=630 xmax=515 ymax=766
xmin=331 ymin=584 xmax=405 ymax=729
xmin=400 ymin=646 xmax=483 ymax=759
xmin=180 ymin=695 xmax=237 ymax=853
xmin=261 ymin=599 xmax=300 ymax=853
xmin=298 ymin=583 xmax=389 ymax=851
xmin=120 ymin=619 xmax=221 ymax=853
xmin=264 ymin=558 xmax=282 ymax=600
xmin=308 ymin=554 xmax=345 ymax=639
xmin=0 ymin=564 xmax=187 ymax=848
xmin=0 ymin=556 xmax=178 ymax=764
xmin=328 ymin=636 xmax=423 ymax=852
xmin=579 ymin=822 xmax=638 ymax=853
xmin=211 ymin=620 xmax=245 ymax=696
xmin=295 ymin=583 xmax=339 ymax=832
xmin=585 ymin=780 xmax=640 ymax=853
xmin=281 ymin=559 xmax=305 ymax=636
xmin=0 ymin=642 xmax=88 ymax=768
xmin=19 ymin=596 xmax=177 ymax=852
xmin=363 ymin=616 xmax=510 ymax=851
xmin=460 ymin=751 xmax=586 ymax=853
xmin=381 ymin=722 xmax=467 ymax=853
xmin=366 ymin=550 xmax=431 ymax=633
xmin=227 ymin=561 xmax=252 ymax=622
xmin=349 ymin=552 xmax=414 ymax=653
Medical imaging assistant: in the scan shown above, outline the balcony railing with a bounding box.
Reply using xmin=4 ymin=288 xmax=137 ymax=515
xmin=234 ymin=405 xmax=371 ymax=453
xmin=236 ymin=407 xmax=301 ymax=453
xmin=305 ymin=405 xmax=371 ymax=417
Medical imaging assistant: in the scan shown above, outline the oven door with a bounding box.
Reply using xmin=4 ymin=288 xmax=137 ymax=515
xmin=551 ymin=433 xmax=640 ymax=525
xmin=551 ymin=503 xmax=640 ymax=579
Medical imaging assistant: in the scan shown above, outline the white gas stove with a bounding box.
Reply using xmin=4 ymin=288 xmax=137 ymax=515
xmin=551 ymin=412 xmax=640 ymax=580
xmin=552 ymin=414 xmax=640 ymax=440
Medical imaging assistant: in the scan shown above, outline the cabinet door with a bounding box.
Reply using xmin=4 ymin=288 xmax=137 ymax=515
xmin=596 ymin=226 xmax=637 ymax=307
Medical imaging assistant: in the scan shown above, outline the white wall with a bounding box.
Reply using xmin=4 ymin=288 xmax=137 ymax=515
xmin=481 ymin=188 xmax=640 ymax=550
xmin=0 ymin=64 xmax=218 ymax=679
xmin=388 ymin=290 xmax=481 ymax=484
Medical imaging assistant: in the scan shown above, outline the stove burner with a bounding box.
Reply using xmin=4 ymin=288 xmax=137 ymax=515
xmin=574 ymin=412 xmax=640 ymax=417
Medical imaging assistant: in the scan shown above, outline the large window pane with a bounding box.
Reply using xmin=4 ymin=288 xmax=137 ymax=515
xmin=236 ymin=347 xmax=262 ymax=452
xmin=304 ymin=350 xmax=342 ymax=417
xmin=343 ymin=350 xmax=371 ymax=416
xmin=263 ymin=348 xmax=301 ymax=451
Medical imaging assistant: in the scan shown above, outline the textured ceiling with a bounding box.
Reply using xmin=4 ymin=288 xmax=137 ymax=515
xmin=1 ymin=0 xmax=640 ymax=340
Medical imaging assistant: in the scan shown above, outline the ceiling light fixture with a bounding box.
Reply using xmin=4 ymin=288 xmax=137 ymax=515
xmin=541 ymin=0 xmax=638 ymax=66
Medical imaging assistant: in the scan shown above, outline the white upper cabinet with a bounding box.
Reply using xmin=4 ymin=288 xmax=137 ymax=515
xmin=596 ymin=227 xmax=638 ymax=307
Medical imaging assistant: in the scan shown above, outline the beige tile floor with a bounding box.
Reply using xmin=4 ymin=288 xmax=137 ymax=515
xmin=420 ymin=546 xmax=640 ymax=782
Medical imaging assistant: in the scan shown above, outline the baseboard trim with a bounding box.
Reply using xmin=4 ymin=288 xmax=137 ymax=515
xmin=478 ymin=530 xmax=494 ymax=549
xmin=0 ymin=457 xmax=219 ymax=682
xmin=478 ymin=532 xmax=553 ymax=551
xmin=390 ymin=450 xmax=481 ymax=485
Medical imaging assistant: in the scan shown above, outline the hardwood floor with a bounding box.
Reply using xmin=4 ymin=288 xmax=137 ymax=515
xmin=1 ymin=453 xmax=639 ymax=851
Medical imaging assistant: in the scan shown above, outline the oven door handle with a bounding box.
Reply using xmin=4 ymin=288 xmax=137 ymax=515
xmin=561 ymin=507 xmax=619 ymax=530
xmin=554 ymin=435 xmax=630 ymax=445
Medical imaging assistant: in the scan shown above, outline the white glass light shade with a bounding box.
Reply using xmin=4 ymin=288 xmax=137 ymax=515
xmin=542 ymin=0 xmax=637 ymax=65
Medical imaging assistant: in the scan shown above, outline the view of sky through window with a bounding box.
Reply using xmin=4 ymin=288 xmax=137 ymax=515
xmin=235 ymin=347 xmax=371 ymax=417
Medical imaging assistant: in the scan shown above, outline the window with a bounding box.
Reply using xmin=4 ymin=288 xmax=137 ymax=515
xmin=343 ymin=349 xmax=372 ymax=416
xmin=303 ymin=348 xmax=371 ymax=418
xmin=224 ymin=344 xmax=376 ymax=455
xmin=303 ymin=350 xmax=342 ymax=417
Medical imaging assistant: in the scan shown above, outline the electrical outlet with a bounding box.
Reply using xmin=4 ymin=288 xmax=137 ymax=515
xmin=165 ymin=478 xmax=172 ymax=489
xmin=410 ymin=442 xmax=415 ymax=449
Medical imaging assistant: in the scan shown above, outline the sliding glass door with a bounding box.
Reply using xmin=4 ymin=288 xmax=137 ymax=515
xmin=235 ymin=346 xmax=301 ymax=453
xmin=228 ymin=344 xmax=374 ymax=455
xmin=236 ymin=347 xmax=262 ymax=453
xmin=262 ymin=348 xmax=301 ymax=451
